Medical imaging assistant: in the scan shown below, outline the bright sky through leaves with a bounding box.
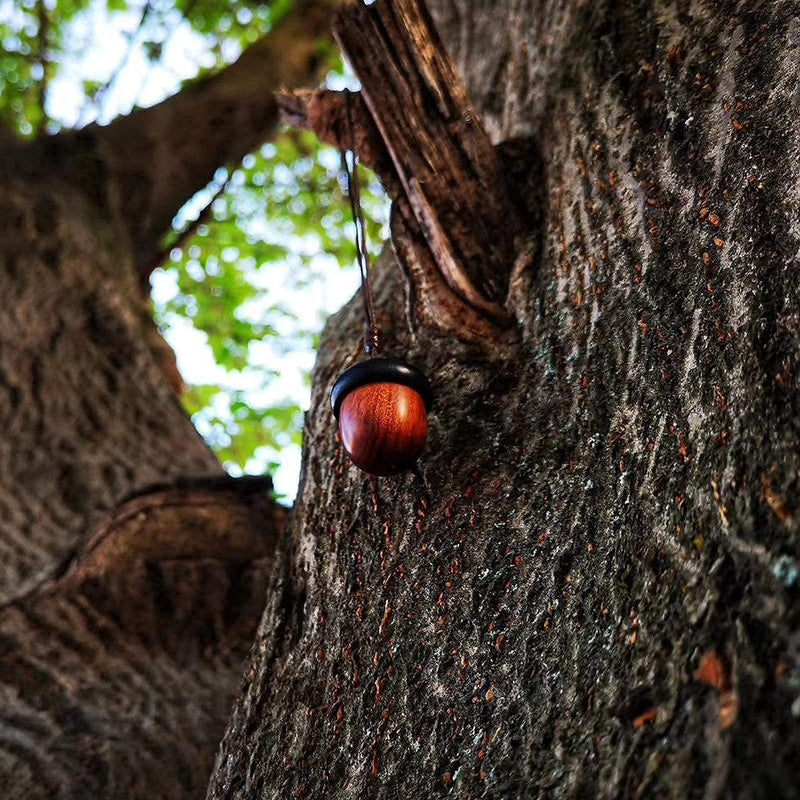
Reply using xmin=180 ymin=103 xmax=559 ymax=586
xmin=1 ymin=0 xmax=389 ymax=499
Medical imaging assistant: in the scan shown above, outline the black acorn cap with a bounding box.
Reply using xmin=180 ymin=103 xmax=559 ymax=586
xmin=330 ymin=357 xmax=433 ymax=419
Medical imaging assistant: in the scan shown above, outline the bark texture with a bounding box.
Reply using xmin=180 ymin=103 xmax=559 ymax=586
xmin=334 ymin=0 xmax=522 ymax=323
xmin=0 ymin=1 xmax=339 ymax=792
xmin=208 ymin=1 xmax=800 ymax=798
xmin=1 ymin=476 xmax=283 ymax=799
xmin=0 ymin=136 xmax=220 ymax=604
xmin=0 ymin=134 xmax=287 ymax=796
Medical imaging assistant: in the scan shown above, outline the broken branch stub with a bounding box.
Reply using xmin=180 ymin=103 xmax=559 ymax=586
xmin=333 ymin=0 xmax=521 ymax=334
xmin=278 ymin=0 xmax=521 ymax=342
xmin=276 ymin=89 xmax=397 ymax=191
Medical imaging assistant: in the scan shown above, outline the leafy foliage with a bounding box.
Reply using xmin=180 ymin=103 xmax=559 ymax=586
xmin=183 ymin=383 xmax=302 ymax=473
xmin=0 ymin=0 xmax=91 ymax=135
xmin=0 ymin=0 xmax=389 ymax=494
xmin=160 ymin=130 xmax=386 ymax=373
xmin=154 ymin=130 xmax=387 ymax=485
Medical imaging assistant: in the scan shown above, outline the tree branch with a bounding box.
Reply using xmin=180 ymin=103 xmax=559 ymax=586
xmin=35 ymin=0 xmax=50 ymax=136
xmin=145 ymin=172 xmax=232 ymax=279
xmin=96 ymin=0 xmax=345 ymax=282
xmin=54 ymin=475 xmax=284 ymax=590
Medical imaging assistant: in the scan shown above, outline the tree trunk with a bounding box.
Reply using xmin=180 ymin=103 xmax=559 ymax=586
xmin=0 ymin=133 xmax=280 ymax=799
xmin=1 ymin=0 xmax=799 ymax=798
xmin=208 ymin=1 xmax=800 ymax=798
xmin=0 ymin=2 xmax=340 ymax=795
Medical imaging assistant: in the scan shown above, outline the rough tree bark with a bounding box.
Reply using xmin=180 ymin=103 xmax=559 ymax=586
xmin=0 ymin=0 xmax=341 ymax=796
xmin=209 ymin=0 xmax=800 ymax=798
xmin=0 ymin=0 xmax=799 ymax=798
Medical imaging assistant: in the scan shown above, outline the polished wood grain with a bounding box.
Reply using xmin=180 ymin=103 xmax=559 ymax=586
xmin=338 ymin=382 xmax=428 ymax=476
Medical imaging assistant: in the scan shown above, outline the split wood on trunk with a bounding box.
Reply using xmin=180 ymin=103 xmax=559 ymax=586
xmin=278 ymin=0 xmax=525 ymax=342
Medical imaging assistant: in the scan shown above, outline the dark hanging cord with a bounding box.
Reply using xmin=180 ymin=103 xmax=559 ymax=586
xmin=341 ymin=89 xmax=381 ymax=355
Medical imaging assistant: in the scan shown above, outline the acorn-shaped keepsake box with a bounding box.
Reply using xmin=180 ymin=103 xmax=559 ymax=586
xmin=331 ymin=357 xmax=433 ymax=476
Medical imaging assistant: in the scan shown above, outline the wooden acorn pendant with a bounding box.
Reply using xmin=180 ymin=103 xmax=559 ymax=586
xmin=331 ymin=357 xmax=433 ymax=476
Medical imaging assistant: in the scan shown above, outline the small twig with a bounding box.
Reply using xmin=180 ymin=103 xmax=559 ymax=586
xmin=144 ymin=174 xmax=231 ymax=282
xmin=128 ymin=0 xmax=201 ymax=113
xmin=77 ymin=1 xmax=153 ymax=126
xmin=35 ymin=0 xmax=50 ymax=136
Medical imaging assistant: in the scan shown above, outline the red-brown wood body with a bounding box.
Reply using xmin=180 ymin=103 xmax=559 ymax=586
xmin=338 ymin=382 xmax=428 ymax=476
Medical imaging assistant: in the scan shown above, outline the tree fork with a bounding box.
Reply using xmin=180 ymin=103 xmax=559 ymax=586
xmin=95 ymin=0 xmax=347 ymax=285
xmin=53 ymin=475 xmax=285 ymax=590
xmin=0 ymin=475 xmax=286 ymax=796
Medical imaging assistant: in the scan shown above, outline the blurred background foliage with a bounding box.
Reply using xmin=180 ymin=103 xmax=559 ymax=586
xmin=0 ymin=0 xmax=388 ymax=498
